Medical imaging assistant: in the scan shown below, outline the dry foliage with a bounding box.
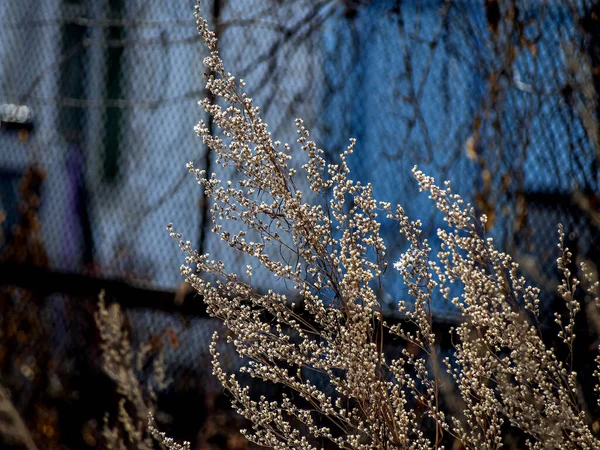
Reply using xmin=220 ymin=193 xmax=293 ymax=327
xmin=95 ymin=292 xmax=171 ymax=450
xmin=161 ymin=3 xmax=600 ymax=449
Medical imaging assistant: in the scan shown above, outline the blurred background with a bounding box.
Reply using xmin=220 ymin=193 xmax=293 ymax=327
xmin=1 ymin=0 xmax=599 ymax=448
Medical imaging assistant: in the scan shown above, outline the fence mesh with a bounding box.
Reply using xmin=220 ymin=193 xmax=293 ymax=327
xmin=1 ymin=0 xmax=599 ymax=448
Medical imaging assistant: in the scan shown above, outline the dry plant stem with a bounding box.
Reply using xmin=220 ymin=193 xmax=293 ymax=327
xmin=96 ymin=292 xmax=172 ymax=450
xmin=164 ymin=3 xmax=600 ymax=449
xmin=0 ymin=386 xmax=39 ymax=450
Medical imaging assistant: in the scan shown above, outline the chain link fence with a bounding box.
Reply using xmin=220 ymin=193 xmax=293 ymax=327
xmin=1 ymin=0 xmax=599 ymax=448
